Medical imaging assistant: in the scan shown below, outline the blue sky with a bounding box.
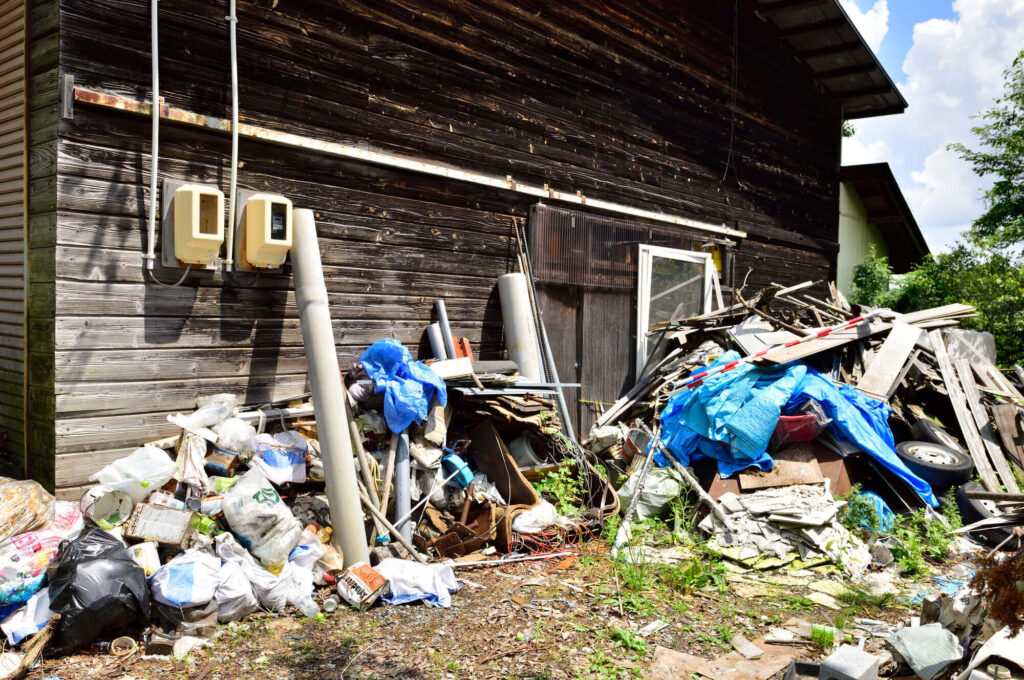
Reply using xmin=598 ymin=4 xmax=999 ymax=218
xmin=839 ymin=0 xmax=1024 ymax=251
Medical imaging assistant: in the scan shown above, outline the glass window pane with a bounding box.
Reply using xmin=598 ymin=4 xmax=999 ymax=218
xmin=648 ymin=256 xmax=705 ymax=328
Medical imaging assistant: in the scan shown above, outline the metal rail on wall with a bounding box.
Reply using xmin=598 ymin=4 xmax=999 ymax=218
xmin=71 ymin=86 xmax=748 ymax=240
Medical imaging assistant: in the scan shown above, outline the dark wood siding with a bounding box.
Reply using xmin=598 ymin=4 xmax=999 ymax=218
xmin=47 ymin=0 xmax=840 ymax=496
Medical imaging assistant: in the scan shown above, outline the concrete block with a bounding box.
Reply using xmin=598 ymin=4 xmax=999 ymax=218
xmin=819 ymin=644 xmax=880 ymax=680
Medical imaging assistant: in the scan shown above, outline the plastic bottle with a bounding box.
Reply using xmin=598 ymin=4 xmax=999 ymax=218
xmin=297 ymin=598 xmax=320 ymax=618
xmin=321 ymin=596 xmax=339 ymax=613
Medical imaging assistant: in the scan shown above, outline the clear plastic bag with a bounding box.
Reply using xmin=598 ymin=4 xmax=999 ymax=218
xmin=213 ymin=417 xmax=256 ymax=454
xmin=168 ymin=393 xmax=237 ymax=431
xmin=221 ymin=469 xmax=302 ymax=575
xmin=0 ymin=501 xmax=83 ymax=605
xmin=0 ymin=478 xmax=55 ymax=544
xmin=89 ymin=446 xmax=177 ymax=504
xmin=771 ymin=398 xmax=832 ymax=451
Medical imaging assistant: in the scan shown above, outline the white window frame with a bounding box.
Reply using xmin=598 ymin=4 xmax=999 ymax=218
xmin=636 ymin=244 xmax=723 ymax=371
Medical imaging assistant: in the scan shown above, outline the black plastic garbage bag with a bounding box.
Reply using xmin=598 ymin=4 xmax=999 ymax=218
xmin=46 ymin=523 xmax=150 ymax=655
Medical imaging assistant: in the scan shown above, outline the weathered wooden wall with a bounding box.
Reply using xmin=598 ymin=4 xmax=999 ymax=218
xmin=40 ymin=0 xmax=840 ymax=496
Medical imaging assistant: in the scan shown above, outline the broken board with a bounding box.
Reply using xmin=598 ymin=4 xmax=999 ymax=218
xmin=930 ymin=330 xmax=999 ymax=490
xmin=739 ymin=454 xmax=824 ymax=491
xmin=857 ymin=323 xmax=921 ymax=398
xmin=991 ymin=403 xmax=1024 ymax=470
xmin=956 ymin=359 xmax=1021 ymax=494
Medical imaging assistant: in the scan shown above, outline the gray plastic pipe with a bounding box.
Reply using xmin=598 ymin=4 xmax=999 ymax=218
xmin=292 ymin=209 xmax=369 ymax=566
xmin=394 ymin=431 xmax=412 ymax=543
xmin=427 ymin=322 xmax=448 ymax=361
xmin=434 ymin=300 xmax=457 ymax=359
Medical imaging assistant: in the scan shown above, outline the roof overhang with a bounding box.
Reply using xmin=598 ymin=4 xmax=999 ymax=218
xmin=751 ymin=0 xmax=907 ymax=119
xmin=841 ymin=163 xmax=929 ymax=272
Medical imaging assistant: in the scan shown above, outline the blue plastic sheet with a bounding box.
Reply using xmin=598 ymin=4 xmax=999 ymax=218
xmin=656 ymin=352 xmax=937 ymax=506
xmin=360 ymin=339 xmax=448 ymax=434
xmin=857 ymin=490 xmax=896 ymax=532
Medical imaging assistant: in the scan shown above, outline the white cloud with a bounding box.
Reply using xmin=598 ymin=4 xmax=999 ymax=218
xmin=842 ymin=0 xmax=1024 ymax=251
xmin=842 ymin=137 xmax=895 ymax=166
xmin=839 ymin=0 xmax=889 ymax=53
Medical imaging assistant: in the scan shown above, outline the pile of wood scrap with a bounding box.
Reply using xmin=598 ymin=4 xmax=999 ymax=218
xmin=588 ymin=280 xmax=1024 ymax=551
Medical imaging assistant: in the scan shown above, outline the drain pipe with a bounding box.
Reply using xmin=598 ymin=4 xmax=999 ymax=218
xmin=224 ymin=0 xmax=238 ymax=272
xmin=393 ymin=431 xmax=412 ymax=543
xmin=145 ymin=0 xmax=160 ymax=271
xmin=292 ymin=209 xmax=369 ymax=567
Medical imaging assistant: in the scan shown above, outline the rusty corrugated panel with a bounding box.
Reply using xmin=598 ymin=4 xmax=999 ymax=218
xmin=528 ymin=204 xmax=704 ymax=289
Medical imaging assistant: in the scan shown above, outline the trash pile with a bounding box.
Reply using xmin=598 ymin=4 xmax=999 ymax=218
xmin=592 ymin=279 xmax=1024 ymax=574
xmin=0 ymin=287 xmax=619 ymax=671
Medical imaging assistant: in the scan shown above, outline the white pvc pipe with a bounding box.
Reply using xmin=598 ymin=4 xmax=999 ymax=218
xmin=145 ymin=0 xmax=159 ymax=271
xmin=224 ymin=0 xmax=238 ymax=271
xmin=497 ymin=273 xmax=542 ymax=380
xmin=292 ymin=209 xmax=369 ymax=567
xmin=434 ymin=300 xmax=457 ymax=359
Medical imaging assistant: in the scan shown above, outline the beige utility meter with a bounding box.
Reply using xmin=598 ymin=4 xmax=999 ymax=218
xmin=173 ymin=185 xmax=225 ymax=265
xmin=245 ymin=194 xmax=293 ymax=268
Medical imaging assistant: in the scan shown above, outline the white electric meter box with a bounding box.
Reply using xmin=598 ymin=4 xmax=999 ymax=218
xmin=244 ymin=194 xmax=293 ymax=268
xmin=173 ymin=184 xmax=225 ymax=265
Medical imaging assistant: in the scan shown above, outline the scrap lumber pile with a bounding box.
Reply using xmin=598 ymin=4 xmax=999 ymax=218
xmin=590 ymin=279 xmax=1024 ymax=569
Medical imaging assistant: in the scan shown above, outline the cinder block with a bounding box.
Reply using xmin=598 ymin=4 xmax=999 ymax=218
xmin=819 ymin=644 xmax=880 ymax=680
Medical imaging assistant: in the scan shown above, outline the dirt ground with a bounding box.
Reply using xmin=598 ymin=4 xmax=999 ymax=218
xmin=28 ymin=539 xmax=947 ymax=680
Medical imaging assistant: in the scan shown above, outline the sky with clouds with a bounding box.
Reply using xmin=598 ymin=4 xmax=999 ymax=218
xmin=838 ymin=0 xmax=1024 ymax=252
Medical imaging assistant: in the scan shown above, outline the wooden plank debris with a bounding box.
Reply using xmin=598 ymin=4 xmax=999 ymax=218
xmin=857 ymin=323 xmax=921 ymax=398
xmin=956 ymin=358 xmax=1021 ymax=493
xmin=991 ymin=403 xmax=1024 ymax=470
xmin=929 ymin=331 xmax=999 ymax=490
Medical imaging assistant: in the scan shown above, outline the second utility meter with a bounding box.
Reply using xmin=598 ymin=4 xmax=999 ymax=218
xmin=245 ymin=194 xmax=293 ymax=268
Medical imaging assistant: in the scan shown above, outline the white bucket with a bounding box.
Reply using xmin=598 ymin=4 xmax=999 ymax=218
xmin=80 ymin=485 xmax=133 ymax=528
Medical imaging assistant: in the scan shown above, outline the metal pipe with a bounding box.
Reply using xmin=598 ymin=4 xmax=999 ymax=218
xmin=434 ymin=300 xmax=457 ymax=359
xmin=145 ymin=0 xmax=159 ymax=271
xmin=379 ymin=434 xmax=398 ymax=514
xmin=394 ymin=431 xmax=412 ymax=543
xmin=427 ymin=323 xmax=448 ymax=360
xmin=72 ymin=87 xmax=746 ymax=240
xmin=356 ymin=485 xmax=427 ymax=564
xmin=291 ymin=209 xmax=369 ymax=567
xmin=224 ymin=0 xmax=238 ymax=271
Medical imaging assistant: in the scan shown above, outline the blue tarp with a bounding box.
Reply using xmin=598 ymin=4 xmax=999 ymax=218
xmin=360 ymin=339 xmax=448 ymax=434
xmin=656 ymin=351 xmax=938 ymax=506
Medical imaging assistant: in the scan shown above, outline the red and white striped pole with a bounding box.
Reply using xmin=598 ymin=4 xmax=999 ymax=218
xmin=669 ymin=310 xmax=885 ymax=395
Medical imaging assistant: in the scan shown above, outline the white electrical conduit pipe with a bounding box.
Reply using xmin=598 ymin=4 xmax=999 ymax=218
xmin=292 ymin=209 xmax=369 ymax=567
xmin=224 ymin=0 xmax=238 ymax=272
xmin=145 ymin=0 xmax=159 ymax=272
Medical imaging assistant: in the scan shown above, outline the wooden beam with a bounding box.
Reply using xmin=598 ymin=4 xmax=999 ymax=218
xmin=828 ymin=84 xmax=895 ymax=99
xmin=795 ymin=40 xmax=864 ymax=60
xmin=758 ymin=0 xmax=829 ymax=16
xmin=991 ymin=403 xmax=1024 ymax=471
xmin=929 ymin=330 xmax=999 ymax=490
xmin=814 ymin=62 xmax=877 ymax=79
xmin=857 ymin=323 xmax=920 ymax=399
xmin=779 ymin=17 xmax=847 ymax=38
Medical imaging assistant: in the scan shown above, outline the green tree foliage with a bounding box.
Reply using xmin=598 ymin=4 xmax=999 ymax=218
xmin=849 ymin=244 xmax=892 ymax=307
xmin=948 ymin=50 xmax=1024 ymax=248
xmin=849 ymin=246 xmax=1024 ymax=367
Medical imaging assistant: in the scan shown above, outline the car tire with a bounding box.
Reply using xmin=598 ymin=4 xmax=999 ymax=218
xmin=894 ymin=441 xmax=974 ymax=490
xmin=911 ymin=419 xmax=966 ymax=455
xmin=955 ymin=482 xmax=1014 ymax=549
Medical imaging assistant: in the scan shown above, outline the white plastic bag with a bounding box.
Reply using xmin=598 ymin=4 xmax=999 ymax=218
xmin=214 ymin=559 xmax=259 ymax=622
xmin=510 ymin=500 xmax=558 ymax=534
xmin=168 ymin=394 xmax=237 ymax=431
xmin=213 ymin=418 xmax=256 ymax=454
xmin=250 ymin=431 xmax=307 ymax=485
xmin=150 ymin=549 xmax=221 ymax=608
xmin=214 ymin=533 xmax=304 ymax=611
xmin=221 ymin=469 xmax=302 ymax=575
xmin=89 ymin=446 xmax=178 ymax=504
